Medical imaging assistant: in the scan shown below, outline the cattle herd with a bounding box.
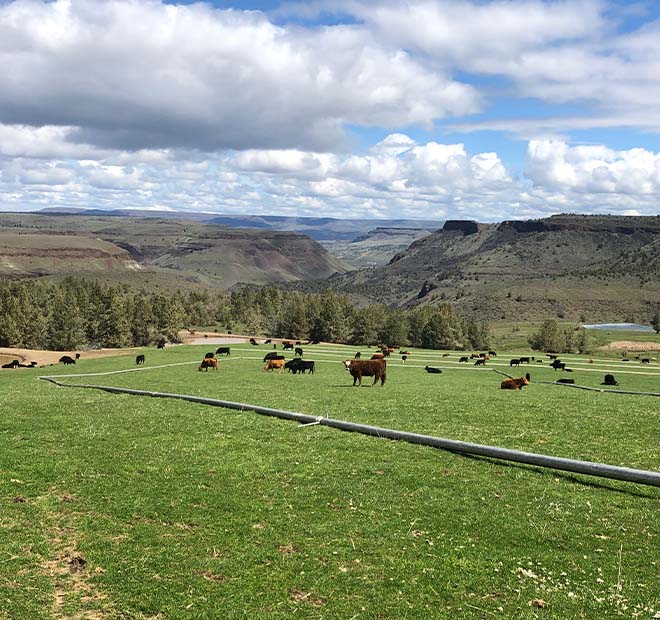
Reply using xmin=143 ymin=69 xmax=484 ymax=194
xmin=1 ymin=336 xmax=653 ymax=395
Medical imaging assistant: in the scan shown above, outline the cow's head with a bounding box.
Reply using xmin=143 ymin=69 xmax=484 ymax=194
xmin=342 ymin=360 xmax=352 ymax=370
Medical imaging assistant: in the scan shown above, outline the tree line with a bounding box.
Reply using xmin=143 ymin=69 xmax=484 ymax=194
xmin=0 ymin=278 xmax=493 ymax=351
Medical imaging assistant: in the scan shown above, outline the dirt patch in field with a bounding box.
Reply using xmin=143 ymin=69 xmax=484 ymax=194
xmin=600 ymin=340 xmax=660 ymax=352
xmin=0 ymin=346 xmax=134 ymax=368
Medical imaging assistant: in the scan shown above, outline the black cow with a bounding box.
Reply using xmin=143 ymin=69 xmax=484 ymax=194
xmin=602 ymin=374 xmax=618 ymax=386
xmin=459 ymin=356 xmax=469 ymax=363
xmin=519 ymin=357 xmax=530 ymax=364
xmin=59 ymin=355 xmax=76 ymax=365
xmin=264 ymin=339 xmax=272 ymax=344
xmin=157 ymin=340 xmax=165 ymax=349
xmin=556 ymin=378 xmax=575 ymax=384
xmin=215 ymin=347 xmax=231 ymax=356
xmin=401 ymin=355 xmax=408 ymax=363
xmin=474 ymin=358 xmax=486 ymax=366
xmin=510 ymin=359 xmax=520 ymax=367
xmin=282 ymin=342 xmax=294 ymax=351
xmin=642 ymin=358 xmax=650 ymax=364
xmin=294 ymin=347 xmax=303 ymax=357
xmin=548 ymin=354 xmax=558 ymax=360
xmin=488 ymin=350 xmax=497 ymax=357
xmin=354 ymin=352 xmax=361 ymax=359
xmin=249 ymin=338 xmax=258 ymax=345
xmin=135 ymin=354 xmax=145 ymax=365
xmin=263 ymin=352 xmax=285 ymax=362
xmin=1 ymin=359 xmax=20 ymax=369
xmin=75 ymin=353 xmax=81 ymax=360
xmin=204 ymin=352 xmax=215 ymax=359
xmin=551 ymin=359 xmax=563 ymax=370
xmin=622 ymin=358 xmax=630 ymax=362
xmin=286 ymin=359 xmax=315 ymax=374
xmin=424 ymin=366 xmax=442 ymax=374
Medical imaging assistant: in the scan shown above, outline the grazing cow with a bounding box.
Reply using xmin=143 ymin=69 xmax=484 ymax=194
xmin=204 ymin=352 xmax=215 ymax=359
xmin=459 ymin=356 xmax=469 ymax=363
xmin=282 ymin=342 xmax=294 ymax=351
xmin=602 ymin=374 xmax=618 ymax=386
xmin=442 ymin=353 xmax=450 ymax=357
xmin=75 ymin=353 xmax=81 ymax=360
xmin=199 ymin=358 xmax=218 ymax=371
xmin=354 ymin=352 xmax=361 ymax=359
xmin=371 ymin=353 xmax=385 ymax=360
xmin=295 ymin=341 xmax=302 ymax=345
xmin=510 ymin=359 xmax=520 ymax=367
xmin=519 ymin=357 xmax=530 ymax=364
xmin=294 ymin=347 xmax=303 ymax=357
xmin=642 ymin=358 xmax=651 ymax=364
xmin=425 ymin=366 xmax=442 ymax=374
xmin=474 ymin=358 xmax=486 ymax=366
xmin=551 ymin=359 xmax=563 ymax=370
xmin=381 ymin=348 xmax=391 ymax=358
xmin=343 ymin=359 xmax=386 ymax=387
xmin=547 ymin=354 xmax=558 ymax=360
xmin=556 ymin=378 xmax=575 ymax=384
xmin=563 ymin=367 xmax=573 ymax=372
xmin=488 ymin=351 xmax=497 ymax=357
xmin=286 ymin=359 xmax=315 ymax=374
xmin=553 ymin=362 xmax=566 ymax=371
xmin=59 ymin=355 xmax=76 ymax=365
xmin=401 ymin=355 xmax=408 ymax=363
xmin=1 ymin=359 xmax=20 ymax=369
xmin=479 ymin=352 xmax=487 ymax=359
xmin=264 ymin=339 xmax=272 ymax=344
xmin=500 ymin=375 xmax=530 ymax=390
xmin=264 ymin=359 xmax=285 ymax=373
xmin=215 ymin=347 xmax=231 ymax=356
xmin=470 ymin=353 xmax=480 ymax=359
xmin=263 ymin=352 xmax=285 ymax=362
xmin=135 ymin=354 xmax=145 ymax=365
xmin=250 ymin=338 xmax=258 ymax=346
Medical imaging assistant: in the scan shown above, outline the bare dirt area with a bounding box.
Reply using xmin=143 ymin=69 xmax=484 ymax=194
xmin=0 ymin=347 xmax=134 ymax=368
xmin=600 ymin=340 xmax=660 ymax=352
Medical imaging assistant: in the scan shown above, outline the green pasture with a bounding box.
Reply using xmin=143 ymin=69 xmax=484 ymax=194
xmin=1 ymin=343 xmax=659 ymax=619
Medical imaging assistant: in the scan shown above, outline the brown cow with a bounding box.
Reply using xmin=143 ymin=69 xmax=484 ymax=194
xmin=371 ymin=353 xmax=385 ymax=360
xmin=264 ymin=359 xmax=285 ymax=373
xmin=199 ymin=358 xmax=218 ymax=371
xmin=343 ymin=359 xmax=386 ymax=386
xmin=501 ymin=375 xmax=530 ymax=390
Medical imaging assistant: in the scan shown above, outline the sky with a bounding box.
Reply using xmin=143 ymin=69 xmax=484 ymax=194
xmin=1 ymin=0 xmax=660 ymax=222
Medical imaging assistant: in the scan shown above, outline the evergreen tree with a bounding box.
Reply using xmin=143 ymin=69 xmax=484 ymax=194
xmin=528 ymin=319 xmax=562 ymax=353
xmin=47 ymin=290 xmax=85 ymax=350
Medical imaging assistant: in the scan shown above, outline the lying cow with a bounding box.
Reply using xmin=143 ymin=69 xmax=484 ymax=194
xmin=424 ymin=366 xmax=442 ymax=374
xmin=59 ymin=355 xmax=76 ymax=365
xmin=215 ymin=347 xmax=231 ymax=356
xmin=1 ymin=359 xmax=20 ymax=369
xmin=264 ymin=359 xmax=285 ymax=373
xmin=556 ymin=378 xmax=575 ymax=384
xmin=500 ymin=375 xmax=530 ymax=390
xmin=199 ymin=358 xmax=218 ymax=371
xmin=602 ymin=374 xmax=618 ymax=386
xmin=343 ymin=359 xmax=386 ymax=386
xmin=135 ymin=354 xmax=145 ymax=365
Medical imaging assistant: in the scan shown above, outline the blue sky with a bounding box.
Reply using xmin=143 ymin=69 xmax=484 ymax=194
xmin=1 ymin=0 xmax=659 ymax=221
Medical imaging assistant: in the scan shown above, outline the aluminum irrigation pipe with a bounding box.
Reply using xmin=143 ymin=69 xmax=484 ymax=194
xmin=39 ymin=376 xmax=660 ymax=489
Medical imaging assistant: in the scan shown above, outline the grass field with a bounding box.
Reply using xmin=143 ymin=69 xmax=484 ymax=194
xmin=1 ymin=343 xmax=659 ymax=619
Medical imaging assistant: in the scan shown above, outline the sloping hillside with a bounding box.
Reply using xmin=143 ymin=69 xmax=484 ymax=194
xmin=0 ymin=214 xmax=349 ymax=288
xmin=315 ymin=214 xmax=660 ymax=322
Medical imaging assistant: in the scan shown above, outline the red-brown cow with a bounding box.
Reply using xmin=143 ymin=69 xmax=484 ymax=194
xmin=343 ymin=359 xmax=387 ymax=387
xmin=500 ymin=375 xmax=530 ymax=390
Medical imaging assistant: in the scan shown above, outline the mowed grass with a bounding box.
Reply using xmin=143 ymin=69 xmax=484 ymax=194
xmin=1 ymin=344 xmax=659 ymax=619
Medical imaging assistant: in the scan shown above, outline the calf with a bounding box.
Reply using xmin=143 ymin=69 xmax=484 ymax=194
xmin=474 ymin=358 xmax=486 ymax=366
xmin=263 ymin=352 xmax=285 ymax=362
xmin=458 ymin=356 xmax=469 ymax=363
xmin=264 ymin=359 xmax=285 ymax=373
xmin=75 ymin=353 xmax=81 ymax=360
xmin=500 ymin=376 xmax=530 ymax=390
xmin=509 ymin=359 xmax=520 ymax=367
xmin=424 ymin=366 xmax=442 ymax=374
xmin=59 ymin=355 xmax=76 ymax=365
xmin=294 ymin=347 xmax=303 ymax=357
xmin=135 ymin=354 xmax=145 ymax=365
xmin=354 ymin=352 xmax=361 ymax=359
xmin=215 ymin=347 xmax=231 ymax=356
xmin=199 ymin=358 xmax=218 ymax=371
xmin=343 ymin=359 xmax=386 ymax=386
xmin=602 ymin=374 xmax=618 ymax=386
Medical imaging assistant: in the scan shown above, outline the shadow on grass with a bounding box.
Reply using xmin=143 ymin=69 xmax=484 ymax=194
xmin=459 ymin=453 xmax=660 ymax=499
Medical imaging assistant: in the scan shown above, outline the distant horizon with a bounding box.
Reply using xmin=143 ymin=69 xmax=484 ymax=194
xmin=1 ymin=1 xmax=660 ymax=221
